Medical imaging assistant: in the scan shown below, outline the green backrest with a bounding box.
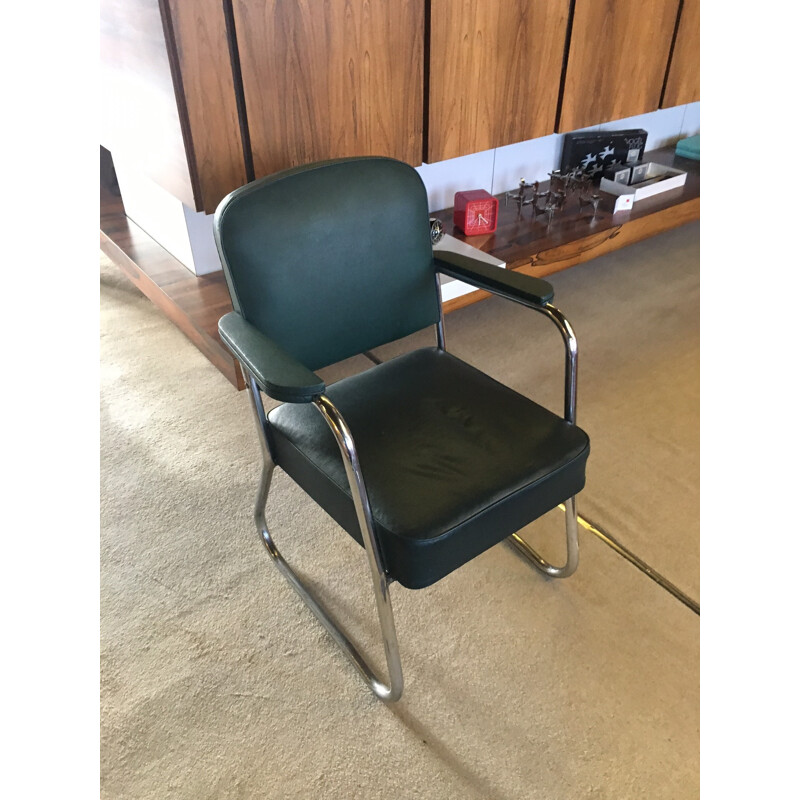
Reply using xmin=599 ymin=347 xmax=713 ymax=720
xmin=214 ymin=157 xmax=440 ymax=371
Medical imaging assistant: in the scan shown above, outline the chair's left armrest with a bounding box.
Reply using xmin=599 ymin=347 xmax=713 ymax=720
xmin=434 ymin=251 xmax=554 ymax=307
xmin=219 ymin=312 xmax=325 ymax=403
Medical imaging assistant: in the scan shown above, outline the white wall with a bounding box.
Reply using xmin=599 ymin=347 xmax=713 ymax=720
xmin=417 ymin=102 xmax=700 ymax=213
xmin=114 ymin=160 xmax=222 ymax=276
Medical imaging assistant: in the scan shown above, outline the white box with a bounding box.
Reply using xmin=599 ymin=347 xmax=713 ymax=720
xmin=599 ymin=162 xmax=687 ymax=202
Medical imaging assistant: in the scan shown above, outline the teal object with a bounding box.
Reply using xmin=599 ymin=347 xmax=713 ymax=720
xmin=676 ymin=134 xmax=700 ymax=160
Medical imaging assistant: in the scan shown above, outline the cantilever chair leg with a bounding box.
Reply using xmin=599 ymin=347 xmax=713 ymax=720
xmin=507 ymin=497 xmax=580 ymax=578
xmin=244 ymin=370 xmax=404 ymax=702
xmin=435 ymin=293 xmax=582 ymax=580
xmin=504 ymin=303 xmax=581 ymax=578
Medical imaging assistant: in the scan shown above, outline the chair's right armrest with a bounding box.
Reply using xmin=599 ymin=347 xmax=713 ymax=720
xmin=434 ymin=250 xmax=554 ymax=307
xmin=218 ymin=312 xmax=325 ymax=403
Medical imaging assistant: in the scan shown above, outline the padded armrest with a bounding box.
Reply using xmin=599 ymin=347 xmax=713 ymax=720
xmin=218 ymin=312 xmax=325 ymax=403
xmin=434 ymin=251 xmax=554 ymax=306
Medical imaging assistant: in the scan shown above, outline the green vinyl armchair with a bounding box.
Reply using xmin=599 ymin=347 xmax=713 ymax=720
xmin=215 ymin=157 xmax=590 ymax=702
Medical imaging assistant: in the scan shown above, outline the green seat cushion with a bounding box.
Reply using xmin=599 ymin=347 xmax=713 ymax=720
xmin=268 ymin=348 xmax=590 ymax=589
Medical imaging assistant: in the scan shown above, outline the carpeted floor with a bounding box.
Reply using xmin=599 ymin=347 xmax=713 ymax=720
xmin=100 ymin=221 xmax=699 ymax=799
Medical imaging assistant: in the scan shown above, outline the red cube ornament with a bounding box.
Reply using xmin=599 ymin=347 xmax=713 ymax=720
xmin=453 ymin=189 xmax=499 ymax=236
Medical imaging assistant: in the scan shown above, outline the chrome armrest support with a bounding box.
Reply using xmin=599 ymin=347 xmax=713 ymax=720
xmin=313 ymin=395 xmax=404 ymax=700
xmin=434 ymin=272 xmax=447 ymax=351
xmin=429 ymin=280 xmax=581 ymax=578
xmin=532 ymin=302 xmax=579 ymax=426
xmin=438 ymin=291 xmax=579 ymax=425
xmin=244 ymin=370 xmax=404 ymax=701
xmin=432 ymin=257 xmax=578 ymax=423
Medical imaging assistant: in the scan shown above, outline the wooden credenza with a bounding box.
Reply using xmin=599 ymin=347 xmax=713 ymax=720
xmin=100 ymin=0 xmax=699 ymax=210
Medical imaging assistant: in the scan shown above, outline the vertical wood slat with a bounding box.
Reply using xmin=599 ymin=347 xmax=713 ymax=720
xmin=661 ymin=0 xmax=699 ymax=108
xmin=427 ymin=0 xmax=570 ymax=163
xmin=558 ymin=0 xmax=681 ymax=132
xmin=166 ymin=0 xmax=250 ymax=211
xmin=234 ymin=0 xmax=424 ymax=178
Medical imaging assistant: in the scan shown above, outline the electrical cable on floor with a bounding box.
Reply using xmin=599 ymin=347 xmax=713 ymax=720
xmin=569 ymin=508 xmax=700 ymax=615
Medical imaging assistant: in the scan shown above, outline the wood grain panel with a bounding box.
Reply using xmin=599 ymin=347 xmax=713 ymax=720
xmin=427 ymin=0 xmax=570 ymax=163
xmin=234 ymin=0 xmax=424 ymax=177
xmin=166 ymin=0 xmax=249 ymax=211
xmin=100 ymin=0 xmax=196 ymax=207
xmin=559 ymin=0 xmax=681 ymax=132
xmin=661 ymin=0 xmax=699 ymax=108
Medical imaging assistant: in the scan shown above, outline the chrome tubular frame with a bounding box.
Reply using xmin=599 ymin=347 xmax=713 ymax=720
xmin=507 ymin=300 xmax=580 ymax=577
xmin=537 ymin=302 xmax=579 ymax=426
xmin=244 ymin=370 xmax=404 ymax=702
xmin=433 ymin=274 xmax=580 ymax=577
xmin=436 ymin=280 xmax=581 ymax=577
xmin=507 ymin=496 xmax=579 ymax=578
xmin=434 ymin=272 xmax=447 ymax=351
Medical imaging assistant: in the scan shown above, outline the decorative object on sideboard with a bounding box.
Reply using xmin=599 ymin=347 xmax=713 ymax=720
xmin=578 ymin=193 xmax=603 ymax=220
xmin=560 ymin=129 xmax=648 ymax=180
xmin=603 ymin=164 xmax=632 ymax=185
xmin=613 ymin=194 xmax=634 ymax=213
xmin=505 ymin=179 xmax=538 ymax=215
xmin=548 ymin=169 xmax=570 ymax=194
xmin=675 ymin=134 xmax=700 ymax=161
xmin=599 ymin=162 xmax=687 ymax=202
xmin=429 ymin=217 xmax=444 ymax=244
xmin=453 ymin=189 xmax=499 ymax=236
xmin=543 ymin=194 xmax=559 ymax=228
xmin=451 ymin=158 xmax=619 ymax=241
xmin=630 ymin=162 xmax=650 ymax=184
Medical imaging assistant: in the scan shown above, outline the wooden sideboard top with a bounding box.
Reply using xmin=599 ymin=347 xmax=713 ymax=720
xmin=431 ymin=146 xmax=700 ymax=269
xmin=431 ymin=146 xmax=699 ymax=312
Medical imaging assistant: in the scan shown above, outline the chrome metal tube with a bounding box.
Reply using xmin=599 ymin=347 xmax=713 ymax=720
xmin=433 ymin=283 xmax=578 ymax=424
xmin=434 ymin=272 xmax=447 ymax=351
xmin=536 ymin=303 xmax=578 ymax=425
xmin=442 ymin=292 xmax=581 ymax=576
xmin=504 ymin=302 xmax=580 ymax=576
xmin=314 ymin=395 xmax=404 ymax=701
xmin=243 ymin=370 xmax=404 ymax=701
xmin=507 ymin=496 xmax=579 ymax=578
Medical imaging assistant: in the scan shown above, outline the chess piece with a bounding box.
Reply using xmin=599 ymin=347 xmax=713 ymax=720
xmin=548 ymin=169 xmax=568 ymax=194
xmin=543 ymin=197 xmax=558 ymax=228
xmin=505 ymin=178 xmax=536 ymax=215
xmin=579 ymin=193 xmax=602 ymax=220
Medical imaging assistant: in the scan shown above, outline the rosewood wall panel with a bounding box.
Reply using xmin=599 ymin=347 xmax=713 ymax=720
xmin=558 ymin=0 xmax=681 ymax=132
xmin=233 ymin=0 xmax=424 ymax=178
xmin=166 ymin=0 xmax=249 ymax=211
xmin=427 ymin=0 xmax=569 ymax=163
xmin=661 ymin=0 xmax=700 ymax=108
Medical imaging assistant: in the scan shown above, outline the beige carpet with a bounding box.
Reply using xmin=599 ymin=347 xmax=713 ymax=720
xmin=100 ymin=221 xmax=699 ymax=799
